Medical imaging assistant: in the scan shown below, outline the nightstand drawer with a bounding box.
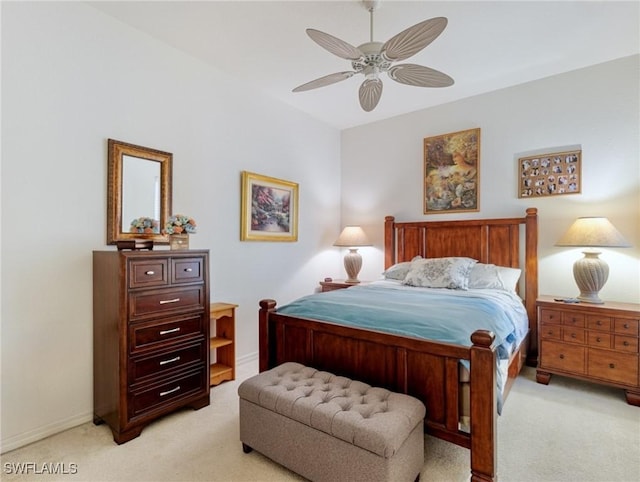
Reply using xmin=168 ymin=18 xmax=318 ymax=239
xmin=562 ymin=329 xmax=585 ymax=344
xmin=541 ymin=324 xmax=562 ymax=340
xmin=539 ymin=309 xmax=562 ymax=325
xmin=588 ymin=349 xmax=638 ymax=386
xmin=587 ymin=331 xmax=611 ymax=348
xmin=614 ymin=318 xmax=639 ymax=336
xmin=614 ymin=336 xmax=639 ymax=353
xmin=540 ymin=341 xmax=585 ymax=374
xmin=587 ymin=315 xmax=612 ymax=331
xmin=563 ymin=313 xmax=585 ymax=328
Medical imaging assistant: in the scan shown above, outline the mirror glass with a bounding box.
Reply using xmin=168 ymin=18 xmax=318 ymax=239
xmin=107 ymin=139 xmax=172 ymax=245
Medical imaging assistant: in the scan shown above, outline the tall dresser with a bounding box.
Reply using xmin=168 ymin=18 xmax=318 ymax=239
xmin=93 ymin=249 xmax=210 ymax=444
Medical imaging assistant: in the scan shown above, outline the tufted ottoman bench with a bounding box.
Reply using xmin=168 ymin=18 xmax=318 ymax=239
xmin=238 ymin=362 xmax=426 ymax=482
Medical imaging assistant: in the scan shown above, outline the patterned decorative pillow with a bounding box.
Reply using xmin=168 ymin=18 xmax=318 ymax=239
xmin=382 ymin=256 xmax=422 ymax=280
xmin=403 ymin=257 xmax=477 ymax=290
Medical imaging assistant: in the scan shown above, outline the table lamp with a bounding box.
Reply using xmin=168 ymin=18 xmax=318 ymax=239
xmin=555 ymin=217 xmax=631 ymax=304
xmin=333 ymin=226 xmax=372 ymax=283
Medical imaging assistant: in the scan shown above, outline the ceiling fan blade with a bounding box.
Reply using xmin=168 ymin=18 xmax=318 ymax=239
xmin=292 ymin=71 xmax=355 ymax=92
xmin=359 ymin=78 xmax=383 ymax=112
xmin=388 ymin=64 xmax=454 ymax=87
xmin=382 ymin=17 xmax=448 ymax=62
xmin=306 ymin=29 xmax=363 ymax=61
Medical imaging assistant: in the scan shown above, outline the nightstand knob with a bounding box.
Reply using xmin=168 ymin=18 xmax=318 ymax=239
xmin=623 ymin=323 xmax=629 ymax=329
xmin=609 ymin=363 xmax=615 ymax=369
xmin=548 ymin=330 xmax=553 ymax=335
xmin=596 ymin=320 xmax=603 ymax=326
xmin=623 ymin=341 xmax=629 ymax=346
xmin=596 ymin=337 xmax=601 ymax=342
xmin=559 ymin=354 xmax=565 ymax=359
xmin=570 ymin=333 xmax=576 ymax=339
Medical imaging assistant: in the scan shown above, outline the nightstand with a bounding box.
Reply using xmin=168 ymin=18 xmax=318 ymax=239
xmin=319 ymin=279 xmax=368 ymax=292
xmin=536 ymin=295 xmax=640 ymax=406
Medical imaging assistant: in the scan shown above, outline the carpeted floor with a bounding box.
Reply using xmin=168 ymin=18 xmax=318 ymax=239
xmin=2 ymin=361 xmax=639 ymax=481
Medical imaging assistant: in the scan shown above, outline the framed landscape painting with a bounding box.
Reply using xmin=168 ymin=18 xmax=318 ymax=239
xmin=424 ymin=128 xmax=480 ymax=214
xmin=241 ymin=171 xmax=299 ymax=242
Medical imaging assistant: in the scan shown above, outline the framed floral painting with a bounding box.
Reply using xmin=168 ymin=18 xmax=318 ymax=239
xmin=424 ymin=128 xmax=480 ymax=214
xmin=241 ymin=171 xmax=299 ymax=242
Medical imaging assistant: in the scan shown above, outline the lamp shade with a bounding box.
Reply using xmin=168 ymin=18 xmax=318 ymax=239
xmin=333 ymin=226 xmax=372 ymax=247
xmin=555 ymin=217 xmax=630 ymax=248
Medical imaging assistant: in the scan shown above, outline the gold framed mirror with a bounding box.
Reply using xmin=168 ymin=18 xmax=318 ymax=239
xmin=107 ymin=139 xmax=172 ymax=245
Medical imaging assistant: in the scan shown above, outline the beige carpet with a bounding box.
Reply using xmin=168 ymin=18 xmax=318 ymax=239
xmin=2 ymin=362 xmax=639 ymax=481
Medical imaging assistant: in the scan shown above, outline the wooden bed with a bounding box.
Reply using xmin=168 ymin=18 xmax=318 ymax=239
xmin=258 ymin=207 xmax=538 ymax=482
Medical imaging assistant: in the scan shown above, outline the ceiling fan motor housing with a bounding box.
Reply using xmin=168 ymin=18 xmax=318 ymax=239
xmin=352 ymin=42 xmax=391 ymax=75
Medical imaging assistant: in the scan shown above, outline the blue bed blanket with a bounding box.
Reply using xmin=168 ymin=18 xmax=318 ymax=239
xmin=278 ymin=281 xmax=529 ymax=412
xmin=279 ymin=281 xmax=528 ymax=359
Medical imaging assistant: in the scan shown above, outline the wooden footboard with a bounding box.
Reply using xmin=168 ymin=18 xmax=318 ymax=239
xmin=259 ymin=299 xmax=499 ymax=482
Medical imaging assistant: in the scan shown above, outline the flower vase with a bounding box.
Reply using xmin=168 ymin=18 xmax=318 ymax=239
xmin=169 ymin=234 xmax=189 ymax=250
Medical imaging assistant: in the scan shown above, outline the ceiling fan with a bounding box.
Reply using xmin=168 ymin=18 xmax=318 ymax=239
xmin=292 ymin=0 xmax=454 ymax=112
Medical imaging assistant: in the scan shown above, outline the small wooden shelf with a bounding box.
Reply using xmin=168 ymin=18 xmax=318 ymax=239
xmin=209 ymin=302 xmax=238 ymax=387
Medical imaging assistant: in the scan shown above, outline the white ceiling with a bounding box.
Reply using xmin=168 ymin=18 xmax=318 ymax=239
xmin=88 ymin=1 xmax=639 ymax=130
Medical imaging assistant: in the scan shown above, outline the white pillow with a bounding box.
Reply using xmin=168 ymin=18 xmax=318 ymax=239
xmin=468 ymin=263 xmax=522 ymax=291
xmin=382 ymin=256 xmax=423 ymax=281
xmin=403 ymin=257 xmax=477 ymax=290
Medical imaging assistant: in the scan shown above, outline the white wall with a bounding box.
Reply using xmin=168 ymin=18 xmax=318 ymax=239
xmin=1 ymin=2 xmax=341 ymax=451
xmin=341 ymin=55 xmax=640 ymax=304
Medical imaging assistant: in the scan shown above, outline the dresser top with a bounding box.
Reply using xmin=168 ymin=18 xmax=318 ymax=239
xmin=538 ymin=294 xmax=640 ymax=316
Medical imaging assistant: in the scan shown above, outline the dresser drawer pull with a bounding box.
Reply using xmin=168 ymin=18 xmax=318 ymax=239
xmin=145 ymin=270 xmax=155 ymax=275
xmin=159 ymin=298 xmax=181 ymax=305
xmin=559 ymin=354 xmax=565 ymax=359
xmin=596 ymin=320 xmax=603 ymax=326
xmin=548 ymin=330 xmax=553 ymax=335
xmin=159 ymin=356 xmax=181 ymax=366
xmin=623 ymin=323 xmax=629 ymax=329
xmin=623 ymin=341 xmax=629 ymax=346
xmin=184 ymin=268 xmax=193 ymax=272
xmin=159 ymin=327 xmax=181 ymax=335
xmin=609 ymin=363 xmax=615 ymax=369
xmin=159 ymin=386 xmax=181 ymax=397
xmin=596 ymin=337 xmax=601 ymax=342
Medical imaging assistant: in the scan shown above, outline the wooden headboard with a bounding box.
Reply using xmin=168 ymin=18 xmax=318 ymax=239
xmin=384 ymin=207 xmax=539 ymax=362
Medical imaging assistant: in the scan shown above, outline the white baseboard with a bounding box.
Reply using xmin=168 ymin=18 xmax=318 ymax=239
xmin=1 ymin=410 xmax=93 ymax=454
xmin=1 ymin=353 xmax=260 ymax=454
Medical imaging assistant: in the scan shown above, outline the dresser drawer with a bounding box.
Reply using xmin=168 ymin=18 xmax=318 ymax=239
xmin=129 ymin=259 xmax=169 ymax=288
xmin=129 ymin=314 xmax=206 ymax=353
xmin=171 ymin=257 xmax=204 ymax=284
xmin=588 ymin=349 xmax=639 ymax=386
xmin=130 ymin=286 xmax=205 ymax=319
xmin=614 ymin=336 xmax=639 ymax=353
xmin=587 ymin=331 xmax=611 ymax=348
xmin=540 ymin=340 xmax=585 ymax=374
xmin=129 ymin=341 xmax=206 ymax=385
xmin=129 ymin=368 xmax=207 ymax=418
xmin=614 ymin=318 xmax=639 ymax=336
xmin=587 ymin=315 xmax=611 ymax=331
